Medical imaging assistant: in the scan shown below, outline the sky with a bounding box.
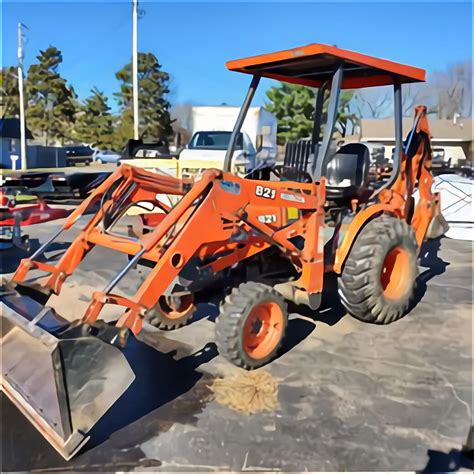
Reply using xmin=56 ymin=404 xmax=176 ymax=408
xmin=1 ymin=1 xmax=472 ymax=111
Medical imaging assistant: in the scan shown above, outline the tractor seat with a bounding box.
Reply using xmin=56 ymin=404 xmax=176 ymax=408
xmin=324 ymin=143 xmax=371 ymax=204
xmin=280 ymin=140 xmax=313 ymax=183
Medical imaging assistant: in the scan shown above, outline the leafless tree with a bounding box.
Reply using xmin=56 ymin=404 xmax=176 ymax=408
xmin=431 ymin=60 xmax=472 ymax=119
xmin=353 ymin=86 xmax=392 ymax=118
xmin=351 ymin=60 xmax=472 ymax=120
xmin=401 ymin=82 xmax=437 ymax=117
xmin=352 ymin=83 xmax=436 ymax=118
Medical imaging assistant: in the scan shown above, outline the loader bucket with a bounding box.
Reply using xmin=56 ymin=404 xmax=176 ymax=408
xmin=1 ymin=292 xmax=135 ymax=460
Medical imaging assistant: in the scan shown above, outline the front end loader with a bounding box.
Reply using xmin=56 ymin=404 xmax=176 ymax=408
xmin=1 ymin=43 xmax=447 ymax=459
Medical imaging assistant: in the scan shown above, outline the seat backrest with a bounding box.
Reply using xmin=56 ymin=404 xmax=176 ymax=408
xmin=280 ymin=140 xmax=313 ymax=182
xmin=325 ymin=143 xmax=370 ymax=187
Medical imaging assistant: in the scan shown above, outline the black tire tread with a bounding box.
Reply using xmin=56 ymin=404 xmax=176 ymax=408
xmin=338 ymin=215 xmax=418 ymax=325
xmin=215 ymin=282 xmax=287 ymax=370
xmin=146 ymin=300 xmax=195 ymax=330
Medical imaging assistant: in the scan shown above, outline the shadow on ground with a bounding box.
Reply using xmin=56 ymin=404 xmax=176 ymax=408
xmin=278 ymin=237 xmax=449 ymax=361
xmin=410 ymin=237 xmax=449 ymax=312
xmin=278 ymin=272 xmax=347 ymax=359
xmin=86 ymin=338 xmax=218 ymax=451
xmin=420 ymin=449 xmax=474 ymax=472
xmin=0 ymin=239 xmax=71 ymax=274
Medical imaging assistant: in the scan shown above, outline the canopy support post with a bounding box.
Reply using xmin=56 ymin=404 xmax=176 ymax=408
xmin=313 ymin=64 xmax=344 ymax=182
xmin=224 ymin=75 xmax=261 ymax=172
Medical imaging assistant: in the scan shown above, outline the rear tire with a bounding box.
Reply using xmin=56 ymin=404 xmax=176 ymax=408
xmin=216 ymin=282 xmax=288 ymax=370
xmin=338 ymin=215 xmax=418 ymax=324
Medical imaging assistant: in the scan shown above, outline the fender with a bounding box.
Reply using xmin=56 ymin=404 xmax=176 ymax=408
xmin=333 ymin=203 xmax=401 ymax=274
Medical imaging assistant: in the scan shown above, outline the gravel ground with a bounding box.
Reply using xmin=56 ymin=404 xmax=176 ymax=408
xmin=1 ymin=217 xmax=472 ymax=472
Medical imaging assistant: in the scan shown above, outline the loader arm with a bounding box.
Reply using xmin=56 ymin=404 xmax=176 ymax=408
xmin=12 ymin=165 xmax=193 ymax=287
xmin=80 ymin=171 xmax=326 ymax=335
xmin=12 ymin=164 xmax=326 ymax=336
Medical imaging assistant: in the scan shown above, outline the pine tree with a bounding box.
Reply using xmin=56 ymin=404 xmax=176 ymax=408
xmin=74 ymin=88 xmax=116 ymax=150
xmin=115 ymin=52 xmax=173 ymax=146
xmin=265 ymin=83 xmax=357 ymax=145
xmin=0 ymin=67 xmax=20 ymax=117
xmin=26 ymin=46 xmax=77 ymax=144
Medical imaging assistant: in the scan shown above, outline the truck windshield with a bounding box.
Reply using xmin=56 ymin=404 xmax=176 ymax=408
xmin=189 ymin=131 xmax=243 ymax=151
xmin=432 ymin=148 xmax=446 ymax=161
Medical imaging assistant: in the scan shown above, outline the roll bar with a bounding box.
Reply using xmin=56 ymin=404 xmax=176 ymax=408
xmin=311 ymin=68 xmax=405 ymax=189
xmin=223 ymin=75 xmax=261 ymax=172
xmin=224 ymin=65 xmax=404 ymax=189
xmin=309 ymin=81 xmax=328 ymax=179
xmin=312 ymin=64 xmax=344 ymax=182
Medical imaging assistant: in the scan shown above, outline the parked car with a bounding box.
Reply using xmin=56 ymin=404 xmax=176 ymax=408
xmin=95 ymin=150 xmax=122 ymax=164
xmin=65 ymin=146 xmax=94 ymax=166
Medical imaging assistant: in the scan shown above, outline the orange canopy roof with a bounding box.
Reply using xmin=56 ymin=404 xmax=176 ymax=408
xmin=226 ymin=44 xmax=426 ymax=89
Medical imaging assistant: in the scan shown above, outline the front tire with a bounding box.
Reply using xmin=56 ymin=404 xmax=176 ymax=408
xmin=338 ymin=215 xmax=418 ymax=325
xmin=216 ymin=282 xmax=288 ymax=369
xmin=145 ymin=294 xmax=195 ymax=330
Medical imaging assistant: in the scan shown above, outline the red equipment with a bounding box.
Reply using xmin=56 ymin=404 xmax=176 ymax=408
xmin=0 ymin=192 xmax=72 ymax=250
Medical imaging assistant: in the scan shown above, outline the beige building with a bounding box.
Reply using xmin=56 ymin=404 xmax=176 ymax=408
xmin=360 ymin=117 xmax=473 ymax=164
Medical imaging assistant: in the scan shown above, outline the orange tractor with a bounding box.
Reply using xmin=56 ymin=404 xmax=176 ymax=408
xmin=1 ymin=44 xmax=446 ymax=459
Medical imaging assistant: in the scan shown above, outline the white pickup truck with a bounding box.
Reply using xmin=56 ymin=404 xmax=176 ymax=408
xmin=179 ymin=106 xmax=278 ymax=175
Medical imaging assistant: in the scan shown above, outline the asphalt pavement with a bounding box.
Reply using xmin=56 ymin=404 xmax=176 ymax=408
xmin=1 ymin=217 xmax=472 ymax=472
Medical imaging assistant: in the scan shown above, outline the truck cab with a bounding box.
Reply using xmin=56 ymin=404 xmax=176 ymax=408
xmin=179 ymin=130 xmax=257 ymax=175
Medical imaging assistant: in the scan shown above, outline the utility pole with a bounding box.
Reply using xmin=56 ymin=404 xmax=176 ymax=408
xmin=17 ymin=22 xmax=27 ymax=171
xmin=132 ymin=0 xmax=139 ymax=140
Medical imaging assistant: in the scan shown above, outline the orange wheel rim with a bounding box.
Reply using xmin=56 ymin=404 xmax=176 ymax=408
xmin=381 ymin=246 xmax=411 ymax=299
xmin=158 ymin=294 xmax=195 ymax=320
xmin=242 ymin=301 xmax=284 ymax=360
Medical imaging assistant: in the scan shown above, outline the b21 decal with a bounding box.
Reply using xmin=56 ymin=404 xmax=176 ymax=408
xmin=255 ymin=185 xmax=276 ymax=199
xmin=257 ymin=214 xmax=277 ymax=224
